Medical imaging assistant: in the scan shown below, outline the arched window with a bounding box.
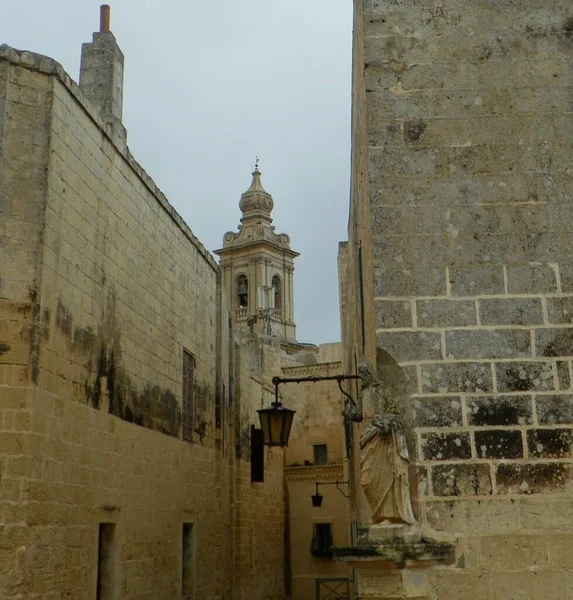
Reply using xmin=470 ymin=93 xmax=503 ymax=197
xmin=272 ymin=275 xmax=282 ymax=311
xmin=237 ymin=275 xmax=248 ymax=308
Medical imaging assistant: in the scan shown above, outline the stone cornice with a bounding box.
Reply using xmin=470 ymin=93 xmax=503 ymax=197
xmin=282 ymin=362 xmax=343 ymax=376
xmin=214 ymin=238 xmax=299 ymax=259
xmin=284 ymin=464 xmax=344 ymax=482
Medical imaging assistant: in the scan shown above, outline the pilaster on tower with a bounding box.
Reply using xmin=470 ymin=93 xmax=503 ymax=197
xmin=214 ymin=167 xmax=299 ymax=343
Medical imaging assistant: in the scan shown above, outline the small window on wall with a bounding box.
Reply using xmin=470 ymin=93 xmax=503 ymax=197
xmin=311 ymin=523 xmax=333 ymax=558
xmin=96 ymin=523 xmax=116 ymax=600
xmin=251 ymin=425 xmax=264 ymax=483
xmin=182 ymin=523 xmax=195 ymax=599
xmin=182 ymin=350 xmax=195 ymax=442
xmin=272 ymin=275 xmax=282 ymax=311
xmin=237 ymin=275 xmax=249 ymax=308
xmin=313 ymin=444 xmax=328 ymax=465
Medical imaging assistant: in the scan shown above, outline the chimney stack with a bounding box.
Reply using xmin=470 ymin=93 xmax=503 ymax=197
xmin=100 ymin=5 xmax=111 ymax=33
xmin=79 ymin=5 xmax=126 ymax=146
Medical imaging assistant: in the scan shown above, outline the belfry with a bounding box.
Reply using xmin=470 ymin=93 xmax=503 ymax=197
xmin=215 ymin=166 xmax=299 ymax=342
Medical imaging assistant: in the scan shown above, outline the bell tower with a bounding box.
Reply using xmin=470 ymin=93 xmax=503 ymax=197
xmin=215 ymin=166 xmax=299 ymax=343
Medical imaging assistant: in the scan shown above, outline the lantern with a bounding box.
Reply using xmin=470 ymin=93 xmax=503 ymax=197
xmin=311 ymin=492 xmax=323 ymax=508
xmin=257 ymin=401 xmax=295 ymax=447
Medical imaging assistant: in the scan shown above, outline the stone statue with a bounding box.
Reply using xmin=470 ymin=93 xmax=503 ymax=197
xmin=358 ymin=363 xmax=416 ymax=525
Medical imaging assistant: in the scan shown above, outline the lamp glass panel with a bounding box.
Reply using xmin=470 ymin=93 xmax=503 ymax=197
xmin=258 ymin=411 xmax=271 ymax=445
xmin=269 ymin=412 xmax=284 ymax=445
xmin=281 ymin=410 xmax=295 ymax=446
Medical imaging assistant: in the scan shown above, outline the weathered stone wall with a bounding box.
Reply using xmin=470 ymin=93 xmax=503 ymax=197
xmin=231 ymin=333 xmax=285 ymax=600
xmin=282 ymin=356 xmax=353 ymax=600
xmin=345 ymin=0 xmax=573 ymax=597
xmin=0 ymin=47 xmax=285 ymax=600
xmin=283 ymin=361 xmax=346 ymax=468
xmin=0 ymin=54 xmax=53 ymax=599
xmin=285 ymin=465 xmax=351 ymax=600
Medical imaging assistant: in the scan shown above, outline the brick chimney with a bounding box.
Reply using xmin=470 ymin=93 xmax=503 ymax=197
xmin=79 ymin=5 xmax=127 ymax=146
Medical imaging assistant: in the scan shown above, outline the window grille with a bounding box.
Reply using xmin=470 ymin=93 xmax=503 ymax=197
xmin=182 ymin=350 xmax=195 ymax=442
xmin=311 ymin=523 xmax=333 ymax=558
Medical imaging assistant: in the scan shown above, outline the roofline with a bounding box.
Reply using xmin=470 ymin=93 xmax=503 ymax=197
xmin=0 ymin=45 xmax=219 ymax=273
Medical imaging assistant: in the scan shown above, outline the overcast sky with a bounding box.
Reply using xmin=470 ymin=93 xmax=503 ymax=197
xmin=2 ymin=0 xmax=353 ymax=345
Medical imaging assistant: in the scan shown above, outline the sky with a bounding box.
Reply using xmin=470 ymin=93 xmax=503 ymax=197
xmin=2 ymin=0 xmax=353 ymax=345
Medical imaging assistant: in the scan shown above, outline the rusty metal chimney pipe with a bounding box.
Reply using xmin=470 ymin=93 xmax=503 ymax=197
xmin=100 ymin=5 xmax=111 ymax=32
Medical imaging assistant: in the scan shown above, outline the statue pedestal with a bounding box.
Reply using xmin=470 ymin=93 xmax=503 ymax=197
xmin=357 ymin=523 xmax=423 ymax=546
xmin=332 ymin=523 xmax=459 ymax=599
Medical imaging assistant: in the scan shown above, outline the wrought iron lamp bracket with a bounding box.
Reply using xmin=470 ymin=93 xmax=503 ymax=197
xmin=315 ymin=480 xmax=350 ymax=499
xmin=271 ymin=374 xmax=363 ymax=422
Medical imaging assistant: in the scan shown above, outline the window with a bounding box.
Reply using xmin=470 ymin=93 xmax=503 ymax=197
xmin=96 ymin=523 xmax=116 ymax=600
xmin=313 ymin=444 xmax=328 ymax=465
xmin=182 ymin=350 xmax=195 ymax=442
xmin=182 ymin=523 xmax=195 ymax=599
xmin=311 ymin=523 xmax=333 ymax=558
xmin=237 ymin=275 xmax=248 ymax=308
xmin=251 ymin=425 xmax=264 ymax=483
xmin=272 ymin=275 xmax=282 ymax=311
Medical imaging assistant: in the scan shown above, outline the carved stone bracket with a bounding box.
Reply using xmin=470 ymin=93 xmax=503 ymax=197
xmin=332 ymin=524 xmax=459 ymax=570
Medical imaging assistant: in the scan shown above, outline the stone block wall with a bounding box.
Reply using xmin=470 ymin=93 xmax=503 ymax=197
xmin=283 ymin=361 xmax=346 ymax=468
xmin=345 ymin=0 xmax=573 ymax=597
xmin=281 ymin=356 xmax=352 ymax=600
xmin=0 ymin=47 xmax=285 ymax=600
xmin=230 ymin=334 xmax=286 ymax=600
xmin=0 ymin=53 xmax=53 ymax=599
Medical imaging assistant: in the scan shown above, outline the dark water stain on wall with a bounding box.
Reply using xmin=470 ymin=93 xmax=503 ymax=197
xmin=86 ymin=343 xmax=182 ymax=437
xmin=28 ymin=284 xmax=50 ymax=384
xmin=54 ymin=295 xmax=182 ymax=438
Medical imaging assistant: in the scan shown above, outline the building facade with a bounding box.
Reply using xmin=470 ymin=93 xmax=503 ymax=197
xmin=282 ymin=344 xmax=354 ymax=600
xmin=340 ymin=0 xmax=573 ymax=598
xmin=0 ymin=18 xmax=287 ymax=600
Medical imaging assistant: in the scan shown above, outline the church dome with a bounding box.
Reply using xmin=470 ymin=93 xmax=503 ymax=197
xmin=239 ymin=168 xmax=274 ymax=221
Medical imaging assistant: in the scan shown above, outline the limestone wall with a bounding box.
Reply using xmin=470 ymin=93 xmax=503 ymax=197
xmin=0 ymin=54 xmax=53 ymax=600
xmin=283 ymin=361 xmax=346 ymax=468
xmin=345 ymin=0 xmax=573 ymax=597
xmin=285 ymin=465 xmax=351 ymax=600
xmin=231 ymin=334 xmax=285 ymax=600
xmin=281 ymin=359 xmax=353 ymax=600
xmin=0 ymin=47 xmax=284 ymax=600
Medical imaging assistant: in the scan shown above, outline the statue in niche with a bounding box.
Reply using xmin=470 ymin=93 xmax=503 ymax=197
xmin=358 ymin=362 xmax=416 ymax=525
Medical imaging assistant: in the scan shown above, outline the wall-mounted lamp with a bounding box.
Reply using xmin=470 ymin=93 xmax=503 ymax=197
xmin=257 ymin=399 xmax=296 ymax=448
xmin=257 ymin=374 xmax=363 ymax=448
xmin=312 ymin=480 xmax=350 ymax=508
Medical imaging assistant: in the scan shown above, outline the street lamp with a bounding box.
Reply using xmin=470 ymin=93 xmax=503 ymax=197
xmin=257 ymin=374 xmax=363 ymax=448
xmin=257 ymin=400 xmax=296 ymax=447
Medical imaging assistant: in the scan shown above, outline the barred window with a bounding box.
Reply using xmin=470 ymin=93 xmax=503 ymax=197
xmin=311 ymin=523 xmax=333 ymax=558
xmin=182 ymin=350 xmax=195 ymax=442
